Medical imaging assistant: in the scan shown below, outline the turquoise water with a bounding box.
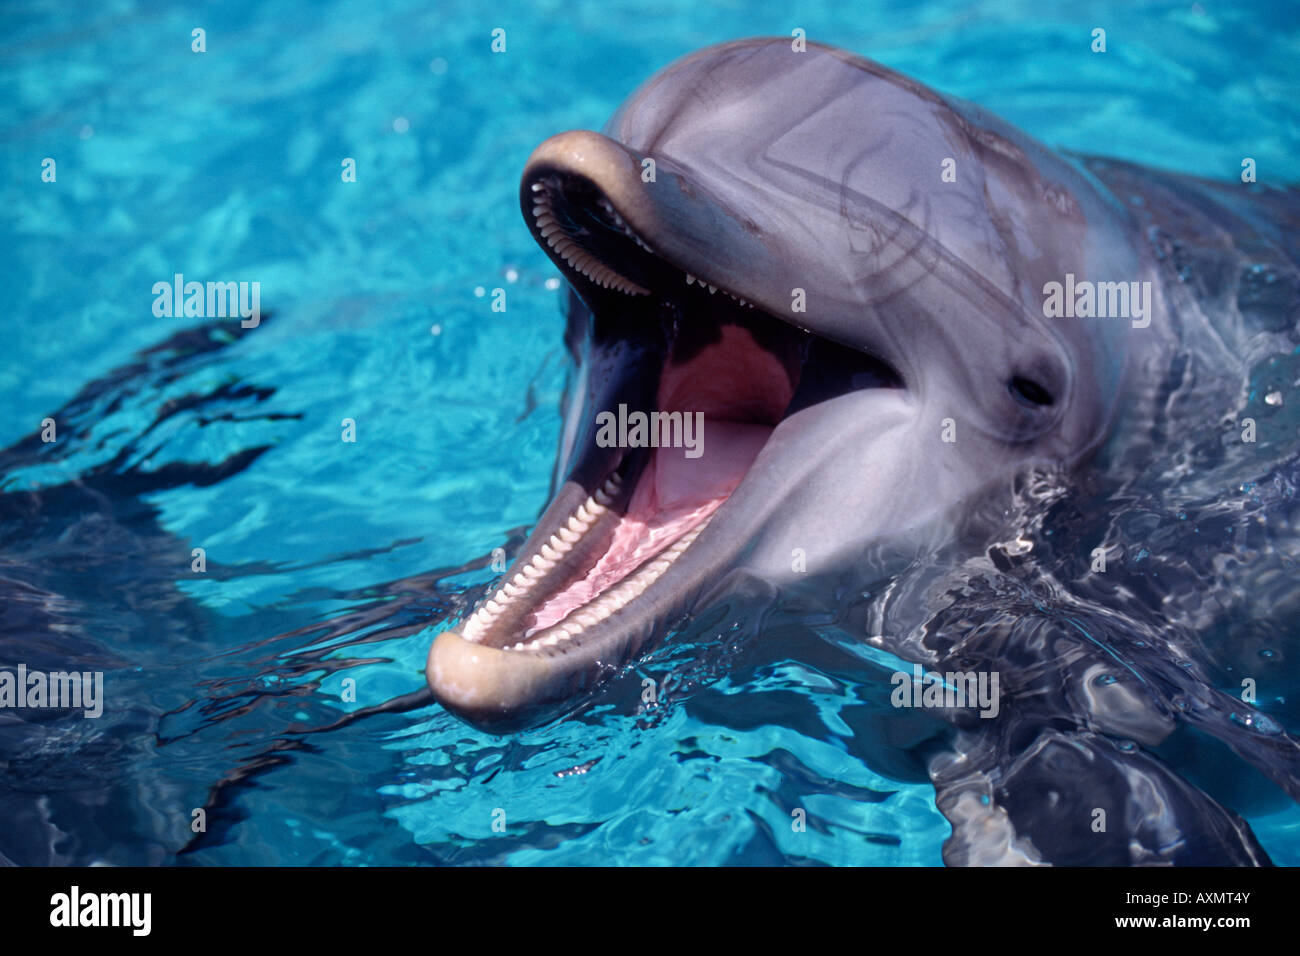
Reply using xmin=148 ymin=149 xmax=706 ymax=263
xmin=2 ymin=0 xmax=1298 ymax=864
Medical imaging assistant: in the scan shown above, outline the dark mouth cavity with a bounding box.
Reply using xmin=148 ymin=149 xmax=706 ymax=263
xmin=454 ymin=171 xmax=902 ymax=655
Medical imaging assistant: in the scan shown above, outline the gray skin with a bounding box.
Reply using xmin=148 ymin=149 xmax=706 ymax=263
xmin=426 ymin=38 xmax=1297 ymax=864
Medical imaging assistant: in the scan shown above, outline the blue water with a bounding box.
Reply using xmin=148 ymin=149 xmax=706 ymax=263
xmin=2 ymin=0 xmax=1298 ymax=864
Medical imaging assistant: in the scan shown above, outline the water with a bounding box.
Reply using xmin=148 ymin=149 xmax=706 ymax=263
xmin=1 ymin=0 xmax=1297 ymax=864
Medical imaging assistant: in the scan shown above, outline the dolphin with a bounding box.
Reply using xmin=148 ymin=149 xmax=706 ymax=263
xmin=424 ymin=38 xmax=1298 ymax=863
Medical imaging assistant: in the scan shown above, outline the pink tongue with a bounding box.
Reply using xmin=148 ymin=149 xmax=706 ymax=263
xmin=526 ymin=420 xmax=771 ymax=634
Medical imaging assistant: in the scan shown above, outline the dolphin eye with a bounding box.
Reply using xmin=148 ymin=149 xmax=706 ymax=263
xmin=1009 ymin=376 xmax=1054 ymax=408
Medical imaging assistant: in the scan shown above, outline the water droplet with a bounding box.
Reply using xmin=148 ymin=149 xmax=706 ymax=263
xmin=392 ymin=116 xmax=410 ymax=134
xmin=1264 ymin=390 xmax=1283 ymax=406
xmin=1259 ymin=648 xmax=1276 ymax=660
xmin=430 ymin=324 xmax=442 ymax=336
xmin=1229 ymin=711 xmax=1281 ymax=734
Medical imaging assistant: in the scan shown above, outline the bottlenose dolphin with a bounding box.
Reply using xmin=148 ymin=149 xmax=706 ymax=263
xmin=425 ymin=38 xmax=1299 ymax=864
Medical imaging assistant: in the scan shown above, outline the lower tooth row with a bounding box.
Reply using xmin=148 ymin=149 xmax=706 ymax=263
xmin=463 ymin=475 xmax=622 ymax=641
xmin=504 ymin=518 xmax=708 ymax=653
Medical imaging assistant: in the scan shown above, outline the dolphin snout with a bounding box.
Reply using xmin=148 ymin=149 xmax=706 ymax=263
xmin=426 ymin=629 xmax=561 ymax=732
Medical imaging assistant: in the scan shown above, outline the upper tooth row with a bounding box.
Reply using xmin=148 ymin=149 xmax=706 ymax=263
xmin=531 ymin=195 xmax=649 ymax=296
xmin=599 ymin=198 xmax=654 ymax=252
xmin=528 ymin=186 xmax=754 ymax=308
xmin=685 ymin=273 xmax=754 ymax=308
xmin=462 ymin=474 xmax=622 ymax=641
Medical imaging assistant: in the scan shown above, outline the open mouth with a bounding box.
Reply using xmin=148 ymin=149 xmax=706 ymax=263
xmin=450 ymin=166 xmax=903 ymax=662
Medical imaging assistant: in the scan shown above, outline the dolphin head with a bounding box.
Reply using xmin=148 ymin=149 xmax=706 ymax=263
xmin=426 ymin=38 xmax=1146 ymax=731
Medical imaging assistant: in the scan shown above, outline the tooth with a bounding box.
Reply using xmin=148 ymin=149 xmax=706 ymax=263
xmin=530 ymin=553 xmax=553 ymax=570
xmin=686 ymin=274 xmax=695 ymax=285
xmin=522 ymin=564 xmax=545 ymax=580
xmin=531 ymin=183 xmax=542 ymax=192
xmin=708 ymin=284 xmax=717 ymax=294
xmin=485 ymin=599 xmax=503 ymax=614
xmin=594 ymin=488 xmax=613 ymax=506
xmin=568 ymin=514 xmax=588 ymax=532
xmin=503 ymin=582 xmax=524 ymax=597
xmin=541 ymin=543 xmax=561 ymax=561
xmin=559 ymin=527 xmax=580 ymax=544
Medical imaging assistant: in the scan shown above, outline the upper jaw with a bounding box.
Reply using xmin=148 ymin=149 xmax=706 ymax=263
xmin=519 ymin=130 xmax=788 ymax=318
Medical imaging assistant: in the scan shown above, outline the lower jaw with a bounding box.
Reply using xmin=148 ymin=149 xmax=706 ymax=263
xmin=524 ymin=419 xmax=771 ymax=637
xmin=423 ymin=503 xmax=711 ymax=731
xmin=424 ymin=421 xmax=773 ymax=728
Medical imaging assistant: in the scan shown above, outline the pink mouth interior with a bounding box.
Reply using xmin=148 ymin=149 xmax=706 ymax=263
xmin=525 ymin=326 xmax=793 ymax=635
